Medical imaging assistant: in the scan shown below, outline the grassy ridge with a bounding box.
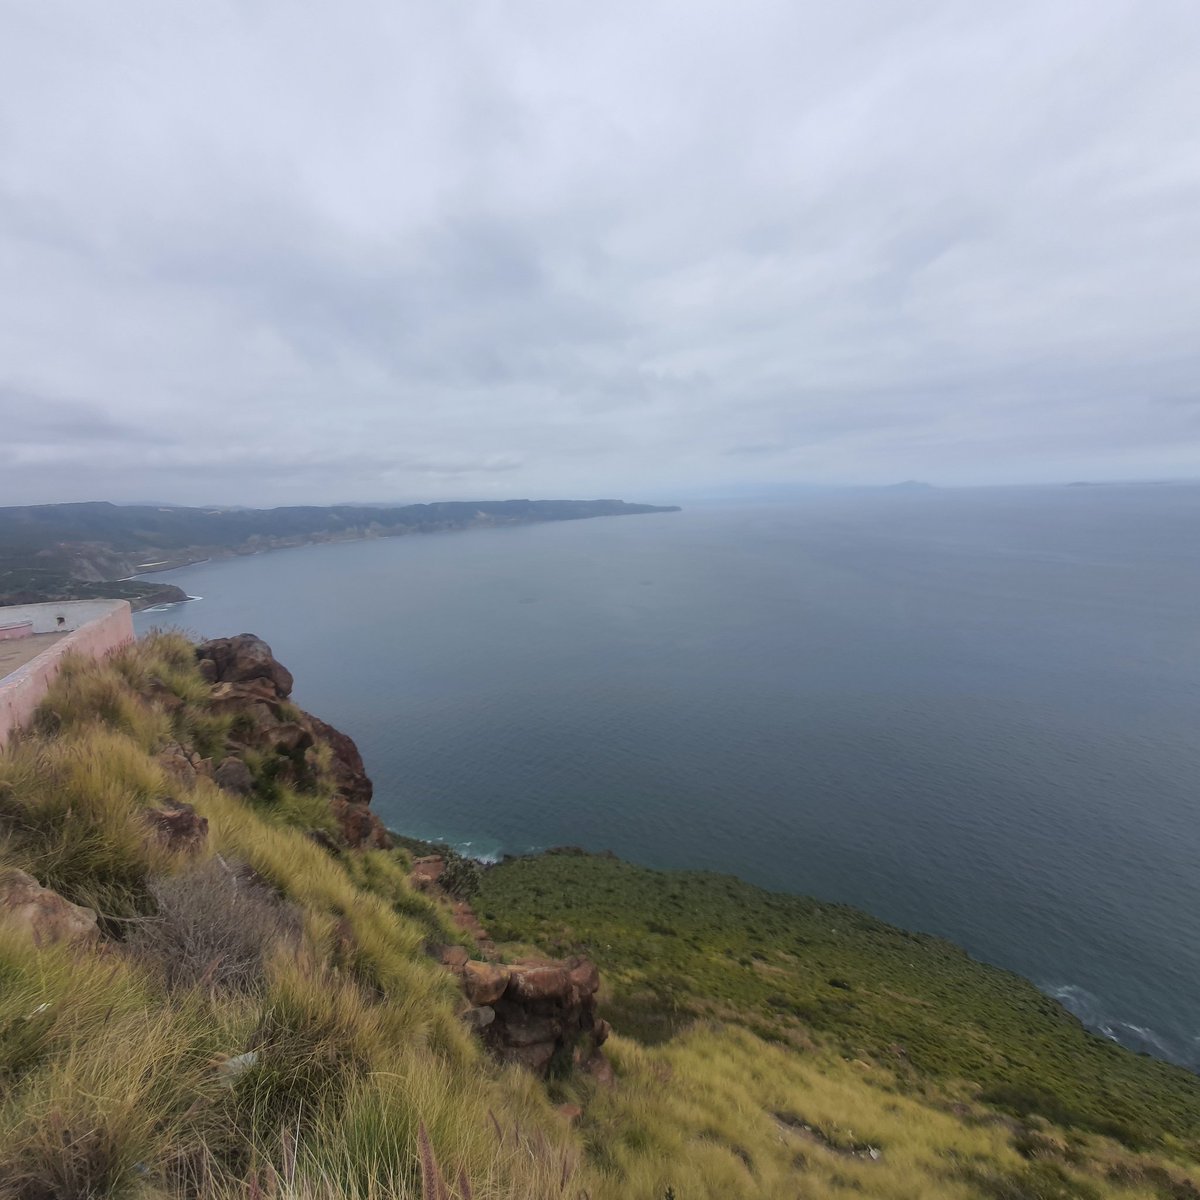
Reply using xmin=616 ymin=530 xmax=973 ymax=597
xmin=2 ymin=635 xmax=1199 ymax=1198
xmin=477 ymin=852 xmax=1200 ymax=1154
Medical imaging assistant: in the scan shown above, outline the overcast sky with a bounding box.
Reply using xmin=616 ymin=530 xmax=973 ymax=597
xmin=1 ymin=1 xmax=1198 ymax=507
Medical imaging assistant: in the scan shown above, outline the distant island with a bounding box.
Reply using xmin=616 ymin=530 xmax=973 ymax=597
xmin=0 ymin=498 xmax=680 ymax=609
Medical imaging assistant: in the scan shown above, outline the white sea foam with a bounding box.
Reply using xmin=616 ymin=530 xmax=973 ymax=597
xmin=1045 ymin=983 xmax=1191 ymax=1064
xmin=140 ymin=595 xmax=200 ymax=613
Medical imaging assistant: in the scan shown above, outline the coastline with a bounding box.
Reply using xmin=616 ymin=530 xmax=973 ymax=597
xmin=394 ymin=829 xmax=1199 ymax=1076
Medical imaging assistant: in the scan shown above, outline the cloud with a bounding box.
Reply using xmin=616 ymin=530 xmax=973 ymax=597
xmin=1 ymin=0 xmax=1198 ymax=504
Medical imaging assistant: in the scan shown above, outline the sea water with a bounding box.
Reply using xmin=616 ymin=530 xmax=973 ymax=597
xmin=136 ymin=485 xmax=1200 ymax=1068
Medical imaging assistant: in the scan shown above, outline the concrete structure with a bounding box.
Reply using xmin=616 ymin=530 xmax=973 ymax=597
xmin=0 ymin=600 xmax=134 ymax=748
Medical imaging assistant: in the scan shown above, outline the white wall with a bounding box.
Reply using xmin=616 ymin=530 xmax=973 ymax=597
xmin=0 ymin=601 xmax=135 ymax=747
xmin=0 ymin=599 xmax=131 ymax=634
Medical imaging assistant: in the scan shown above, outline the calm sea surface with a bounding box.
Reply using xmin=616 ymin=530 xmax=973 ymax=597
xmin=136 ymin=486 xmax=1200 ymax=1068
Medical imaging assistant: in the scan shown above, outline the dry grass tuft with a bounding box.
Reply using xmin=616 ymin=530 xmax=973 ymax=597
xmin=128 ymin=857 xmax=302 ymax=994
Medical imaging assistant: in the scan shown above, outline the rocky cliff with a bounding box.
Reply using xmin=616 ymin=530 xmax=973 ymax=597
xmin=180 ymin=634 xmax=609 ymax=1080
xmin=191 ymin=633 xmax=390 ymax=850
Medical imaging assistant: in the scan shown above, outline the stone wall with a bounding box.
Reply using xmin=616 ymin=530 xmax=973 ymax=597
xmin=0 ymin=600 xmax=134 ymax=748
xmin=0 ymin=599 xmax=135 ymax=634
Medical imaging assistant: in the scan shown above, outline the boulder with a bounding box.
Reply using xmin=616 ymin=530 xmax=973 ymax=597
xmin=143 ymin=800 xmax=209 ymax=855
xmin=157 ymin=742 xmax=205 ymax=786
xmin=214 ymin=757 xmax=255 ymax=795
xmin=196 ymin=635 xmax=294 ymax=697
xmin=476 ymin=954 xmax=607 ymax=1079
xmin=463 ymin=960 xmax=510 ymax=1006
xmin=507 ymin=963 xmax=572 ymax=1003
xmin=0 ymin=869 xmax=100 ymax=946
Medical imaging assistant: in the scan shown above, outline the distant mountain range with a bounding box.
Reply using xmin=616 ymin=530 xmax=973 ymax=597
xmin=0 ymin=498 xmax=680 ymax=609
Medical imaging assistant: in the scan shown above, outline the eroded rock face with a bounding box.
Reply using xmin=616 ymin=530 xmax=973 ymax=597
xmin=446 ymin=952 xmax=609 ymax=1078
xmin=0 ymin=868 xmax=100 ymax=946
xmin=196 ymin=634 xmax=389 ymax=849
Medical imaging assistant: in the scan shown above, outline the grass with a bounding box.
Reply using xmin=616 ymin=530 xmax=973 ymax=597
xmin=476 ymin=851 xmax=1200 ymax=1155
xmin=0 ymin=633 xmax=1198 ymax=1199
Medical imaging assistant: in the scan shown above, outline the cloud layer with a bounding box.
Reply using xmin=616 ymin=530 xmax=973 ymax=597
xmin=2 ymin=0 xmax=1198 ymax=504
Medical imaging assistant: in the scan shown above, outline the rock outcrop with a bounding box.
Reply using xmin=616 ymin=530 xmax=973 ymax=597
xmin=156 ymin=741 xmax=213 ymax=787
xmin=445 ymin=951 xmax=610 ymax=1077
xmin=0 ymin=868 xmax=100 ymax=946
xmin=143 ymin=799 xmax=209 ymax=855
xmin=195 ymin=635 xmax=389 ymax=849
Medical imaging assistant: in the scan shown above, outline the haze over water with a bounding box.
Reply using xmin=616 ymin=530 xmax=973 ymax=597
xmin=137 ymin=485 xmax=1200 ymax=1069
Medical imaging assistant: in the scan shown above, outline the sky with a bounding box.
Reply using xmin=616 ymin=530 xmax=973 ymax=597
xmin=1 ymin=0 xmax=1198 ymax=507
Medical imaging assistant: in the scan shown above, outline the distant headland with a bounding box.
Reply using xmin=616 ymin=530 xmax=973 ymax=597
xmin=0 ymin=498 xmax=680 ymax=609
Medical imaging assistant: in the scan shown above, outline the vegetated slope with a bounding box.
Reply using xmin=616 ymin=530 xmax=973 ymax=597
xmin=0 ymin=498 xmax=680 ymax=607
xmin=0 ymin=637 xmax=1196 ymax=1199
xmin=479 ymin=856 xmax=1200 ymax=1182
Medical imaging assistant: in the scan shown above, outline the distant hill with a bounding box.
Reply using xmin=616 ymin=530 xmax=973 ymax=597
xmin=0 ymin=497 xmax=680 ymax=608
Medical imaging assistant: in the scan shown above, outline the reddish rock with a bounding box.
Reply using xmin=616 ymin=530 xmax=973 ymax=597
xmin=477 ymin=953 xmax=608 ymax=1079
xmin=0 ymin=869 xmax=99 ymax=945
xmin=437 ymin=944 xmax=470 ymax=968
xmin=409 ymin=855 xmax=444 ymax=891
xmin=197 ymin=635 xmax=294 ymax=697
xmin=567 ymin=957 xmax=601 ymax=995
xmin=505 ymin=1042 xmax=557 ymax=1074
xmin=557 ymin=1103 xmax=583 ymax=1124
xmin=508 ymin=964 xmax=572 ymax=1003
xmin=157 ymin=742 xmax=199 ymax=786
xmin=463 ymin=960 xmax=510 ymax=1006
xmin=304 ymin=713 xmax=373 ymax=808
xmin=197 ymin=634 xmax=389 ymax=850
xmin=143 ymin=799 xmax=209 ymax=855
xmin=330 ymin=795 xmax=390 ymax=850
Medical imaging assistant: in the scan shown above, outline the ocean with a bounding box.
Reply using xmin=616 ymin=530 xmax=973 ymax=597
xmin=135 ymin=484 xmax=1200 ymax=1069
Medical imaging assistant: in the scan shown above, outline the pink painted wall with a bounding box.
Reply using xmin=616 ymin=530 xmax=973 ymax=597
xmin=0 ymin=602 xmax=134 ymax=748
xmin=0 ymin=622 xmax=34 ymax=642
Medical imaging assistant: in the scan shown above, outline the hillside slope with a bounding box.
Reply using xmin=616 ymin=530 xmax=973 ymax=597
xmin=0 ymin=498 xmax=679 ymax=607
xmin=0 ymin=634 xmax=1197 ymax=1199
